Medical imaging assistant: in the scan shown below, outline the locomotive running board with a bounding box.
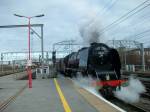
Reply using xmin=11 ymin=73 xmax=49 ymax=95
xmin=95 ymin=71 xmax=118 ymax=80
xmin=96 ymin=71 xmax=116 ymax=75
xmin=65 ymin=68 xmax=83 ymax=72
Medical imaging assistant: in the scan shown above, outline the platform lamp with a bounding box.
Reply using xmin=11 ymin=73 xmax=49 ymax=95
xmin=14 ymin=14 xmax=44 ymax=88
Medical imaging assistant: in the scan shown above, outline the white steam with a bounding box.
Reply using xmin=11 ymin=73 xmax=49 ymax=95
xmin=79 ymin=17 xmax=106 ymax=45
xmin=73 ymin=73 xmax=146 ymax=104
xmin=73 ymin=72 xmax=93 ymax=88
xmin=72 ymin=72 xmax=98 ymax=93
xmin=114 ymin=76 xmax=146 ymax=103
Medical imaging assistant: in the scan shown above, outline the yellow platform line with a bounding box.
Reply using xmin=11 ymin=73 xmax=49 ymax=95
xmin=54 ymin=78 xmax=72 ymax=112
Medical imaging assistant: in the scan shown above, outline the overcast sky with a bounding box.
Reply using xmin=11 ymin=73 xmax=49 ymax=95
xmin=0 ymin=0 xmax=150 ymax=53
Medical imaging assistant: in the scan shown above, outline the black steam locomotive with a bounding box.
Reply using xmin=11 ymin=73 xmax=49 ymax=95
xmin=56 ymin=42 xmax=124 ymax=98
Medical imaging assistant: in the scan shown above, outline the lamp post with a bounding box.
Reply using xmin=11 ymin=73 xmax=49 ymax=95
xmin=1 ymin=53 xmax=3 ymax=73
xmin=14 ymin=14 xmax=44 ymax=88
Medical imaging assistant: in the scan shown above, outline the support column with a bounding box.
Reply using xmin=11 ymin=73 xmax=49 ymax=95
xmin=1 ymin=53 xmax=3 ymax=72
xmin=140 ymin=43 xmax=145 ymax=71
xmin=41 ymin=25 xmax=44 ymax=76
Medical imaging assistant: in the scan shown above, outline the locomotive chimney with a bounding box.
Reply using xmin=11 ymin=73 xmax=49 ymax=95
xmin=90 ymin=42 xmax=98 ymax=46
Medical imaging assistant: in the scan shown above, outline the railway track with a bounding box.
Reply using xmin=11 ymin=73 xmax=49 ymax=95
xmin=122 ymin=74 xmax=150 ymax=93
xmin=115 ymin=75 xmax=150 ymax=111
xmin=0 ymin=84 xmax=27 ymax=112
xmin=142 ymin=93 xmax=150 ymax=99
xmin=110 ymin=97 xmax=149 ymax=112
xmin=70 ymin=73 xmax=150 ymax=111
xmin=0 ymin=70 xmax=24 ymax=77
xmin=123 ymin=71 xmax=150 ymax=78
xmin=145 ymin=88 xmax=150 ymax=93
xmin=141 ymin=81 xmax=150 ymax=100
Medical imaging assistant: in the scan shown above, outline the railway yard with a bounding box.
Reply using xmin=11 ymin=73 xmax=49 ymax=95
xmin=1 ymin=0 xmax=150 ymax=112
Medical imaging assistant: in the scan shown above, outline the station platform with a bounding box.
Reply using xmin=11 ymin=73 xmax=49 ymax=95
xmin=0 ymin=72 xmax=27 ymax=104
xmin=0 ymin=73 xmax=123 ymax=112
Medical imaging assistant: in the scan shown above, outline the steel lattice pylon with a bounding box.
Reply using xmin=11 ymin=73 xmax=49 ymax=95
xmin=106 ymin=40 xmax=145 ymax=71
xmin=53 ymin=40 xmax=82 ymax=58
xmin=107 ymin=40 xmax=142 ymax=49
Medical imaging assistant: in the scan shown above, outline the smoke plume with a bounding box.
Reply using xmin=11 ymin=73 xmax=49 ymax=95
xmin=79 ymin=17 xmax=105 ymax=45
xmin=114 ymin=76 xmax=146 ymax=103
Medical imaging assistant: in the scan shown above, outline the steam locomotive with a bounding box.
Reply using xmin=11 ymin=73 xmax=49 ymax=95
xmin=56 ymin=42 xmax=125 ymax=98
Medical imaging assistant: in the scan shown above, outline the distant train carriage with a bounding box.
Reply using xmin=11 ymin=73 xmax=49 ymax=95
xmin=56 ymin=59 xmax=65 ymax=74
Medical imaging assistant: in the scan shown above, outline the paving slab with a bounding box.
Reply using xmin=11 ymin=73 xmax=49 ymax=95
xmin=57 ymin=77 xmax=98 ymax=112
xmin=3 ymin=79 xmax=63 ymax=112
xmin=1 ymin=76 xmax=100 ymax=112
xmin=0 ymin=73 xmax=27 ymax=104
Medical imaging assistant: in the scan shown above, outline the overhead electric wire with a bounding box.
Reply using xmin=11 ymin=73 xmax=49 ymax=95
xmin=79 ymin=0 xmax=119 ymax=32
xmin=101 ymin=0 xmax=150 ymax=45
xmin=112 ymin=4 xmax=150 ymax=27
xmin=111 ymin=11 xmax=150 ymax=40
xmin=127 ymin=15 xmax=150 ymax=32
xmin=101 ymin=0 xmax=150 ymax=33
xmin=120 ymin=30 xmax=150 ymax=44
xmin=108 ymin=2 xmax=150 ymax=40
xmin=123 ymin=29 xmax=150 ymax=40
xmin=91 ymin=0 xmax=115 ymax=21
xmin=122 ymin=14 xmax=150 ymax=40
xmin=111 ymin=18 xmax=150 ymax=40
xmin=101 ymin=0 xmax=119 ymax=16
xmin=134 ymin=29 xmax=150 ymax=40
xmin=100 ymin=0 xmax=113 ymax=15
xmin=105 ymin=0 xmax=119 ymax=11
xmin=143 ymin=38 xmax=150 ymax=43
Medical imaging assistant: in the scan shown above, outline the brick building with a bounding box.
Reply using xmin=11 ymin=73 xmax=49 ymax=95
xmin=118 ymin=48 xmax=150 ymax=71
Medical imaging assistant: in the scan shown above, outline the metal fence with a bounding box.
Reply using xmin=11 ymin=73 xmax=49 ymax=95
xmin=0 ymin=61 xmax=25 ymax=76
xmin=122 ymin=64 xmax=150 ymax=72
